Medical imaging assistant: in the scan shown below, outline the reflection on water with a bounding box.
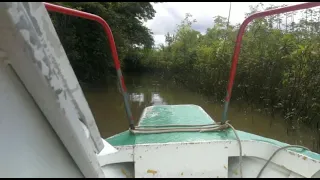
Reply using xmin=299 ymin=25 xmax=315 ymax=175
xmin=151 ymin=93 xmax=167 ymax=105
xmin=130 ymin=93 xmax=144 ymax=106
xmin=83 ymin=73 xmax=319 ymax=153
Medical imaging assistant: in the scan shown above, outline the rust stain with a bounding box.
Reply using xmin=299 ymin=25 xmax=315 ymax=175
xmin=147 ymin=169 xmax=157 ymax=175
xmin=233 ymin=169 xmax=238 ymax=175
xmin=181 ymin=172 xmax=183 ymax=176
xmin=302 ymin=156 xmax=307 ymax=160
xmin=121 ymin=168 xmax=130 ymax=178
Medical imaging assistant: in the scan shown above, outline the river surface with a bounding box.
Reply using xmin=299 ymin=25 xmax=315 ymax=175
xmin=83 ymin=73 xmax=319 ymax=152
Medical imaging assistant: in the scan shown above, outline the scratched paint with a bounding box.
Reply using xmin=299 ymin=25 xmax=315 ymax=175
xmin=2 ymin=2 xmax=106 ymax=177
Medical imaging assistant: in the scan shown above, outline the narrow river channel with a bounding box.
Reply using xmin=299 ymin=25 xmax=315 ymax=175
xmin=83 ymin=73 xmax=319 ymax=153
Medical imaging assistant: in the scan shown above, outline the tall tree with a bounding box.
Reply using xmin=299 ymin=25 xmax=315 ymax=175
xmin=49 ymin=2 xmax=156 ymax=83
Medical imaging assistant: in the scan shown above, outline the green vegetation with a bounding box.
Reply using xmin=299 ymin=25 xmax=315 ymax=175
xmin=49 ymin=3 xmax=320 ymax=129
xmin=142 ymin=4 xmax=320 ymax=129
xmin=49 ymin=2 xmax=156 ymax=84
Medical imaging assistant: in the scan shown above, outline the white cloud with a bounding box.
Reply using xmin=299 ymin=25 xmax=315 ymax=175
xmin=144 ymin=2 xmax=304 ymax=45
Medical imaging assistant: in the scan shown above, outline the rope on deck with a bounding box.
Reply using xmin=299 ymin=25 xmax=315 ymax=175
xmin=130 ymin=121 xmax=310 ymax=178
xmin=130 ymin=121 xmax=244 ymax=177
xmin=130 ymin=122 xmax=229 ymax=134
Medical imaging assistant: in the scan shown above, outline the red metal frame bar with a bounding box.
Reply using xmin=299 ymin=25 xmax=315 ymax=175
xmin=222 ymin=2 xmax=320 ymax=123
xmin=44 ymin=2 xmax=135 ymax=129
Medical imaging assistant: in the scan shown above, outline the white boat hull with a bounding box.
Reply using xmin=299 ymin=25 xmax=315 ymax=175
xmin=100 ymin=140 xmax=320 ymax=178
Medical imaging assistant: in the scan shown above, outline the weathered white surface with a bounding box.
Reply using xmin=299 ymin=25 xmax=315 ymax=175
xmin=98 ymin=145 xmax=133 ymax=166
xmin=0 ymin=54 xmax=82 ymax=177
xmin=134 ymin=142 xmax=228 ymax=178
xmin=227 ymin=140 xmax=319 ymax=178
xmin=35 ymin=1 xmax=104 ymax=153
xmin=97 ymin=139 xmax=118 ymax=157
xmin=101 ymin=140 xmax=320 ymax=178
xmin=101 ymin=163 xmax=134 ymax=178
xmin=36 ymin=2 xmax=104 ymax=153
xmin=229 ymin=156 xmax=292 ymax=178
xmin=0 ymin=2 xmax=104 ymax=177
xmin=312 ymin=170 xmax=320 ymax=178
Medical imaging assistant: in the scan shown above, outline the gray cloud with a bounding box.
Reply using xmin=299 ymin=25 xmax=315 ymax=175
xmin=149 ymin=4 xmax=214 ymax=36
xmin=191 ymin=17 xmax=214 ymax=34
xmin=147 ymin=2 xmax=302 ymax=45
xmin=149 ymin=16 xmax=178 ymax=35
xmin=148 ymin=4 xmax=181 ymax=35
xmin=165 ymin=5 xmax=182 ymax=20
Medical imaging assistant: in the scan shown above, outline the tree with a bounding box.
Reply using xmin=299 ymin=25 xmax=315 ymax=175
xmin=49 ymin=2 xmax=156 ymax=83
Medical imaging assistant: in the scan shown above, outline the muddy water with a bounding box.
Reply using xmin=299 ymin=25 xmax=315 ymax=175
xmin=83 ymin=73 xmax=319 ymax=152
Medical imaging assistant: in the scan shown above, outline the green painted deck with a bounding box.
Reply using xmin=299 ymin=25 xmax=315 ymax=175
xmin=106 ymin=105 xmax=320 ymax=160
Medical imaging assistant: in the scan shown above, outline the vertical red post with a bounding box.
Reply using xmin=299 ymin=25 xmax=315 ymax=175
xmin=222 ymin=2 xmax=320 ymax=123
xmin=44 ymin=2 xmax=135 ymax=129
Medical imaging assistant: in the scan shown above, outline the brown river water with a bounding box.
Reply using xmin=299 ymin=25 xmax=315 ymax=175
xmin=83 ymin=73 xmax=319 ymax=153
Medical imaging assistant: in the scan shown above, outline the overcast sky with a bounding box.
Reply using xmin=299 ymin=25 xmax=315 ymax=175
xmin=143 ymin=2 xmax=303 ymax=45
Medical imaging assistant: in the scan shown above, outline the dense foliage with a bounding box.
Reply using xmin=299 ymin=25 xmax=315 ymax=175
xmin=49 ymin=2 xmax=156 ymax=84
xmin=141 ymin=4 xmax=320 ymax=129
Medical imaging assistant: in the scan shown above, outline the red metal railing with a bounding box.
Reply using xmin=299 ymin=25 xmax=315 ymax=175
xmin=222 ymin=2 xmax=320 ymax=123
xmin=44 ymin=2 xmax=135 ymax=129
